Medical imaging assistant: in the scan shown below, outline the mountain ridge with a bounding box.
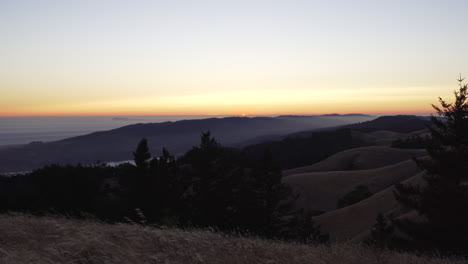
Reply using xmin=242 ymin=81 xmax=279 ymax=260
xmin=0 ymin=115 xmax=372 ymax=173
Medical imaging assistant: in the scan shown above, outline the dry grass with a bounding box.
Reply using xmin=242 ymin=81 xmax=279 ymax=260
xmin=315 ymin=173 xmax=425 ymax=241
xmin=353 ymin=130 xmax=406 ymax=146
xmin=0 ymin=214 xmax=463 ymax=264
xmin=283 ymin=146 xmax=426 ymax=176
xmin=284 ymin=159 xmax=421 ymax=212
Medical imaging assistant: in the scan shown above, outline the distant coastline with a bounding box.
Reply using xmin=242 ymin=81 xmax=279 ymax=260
xmin=0 ymin=115 xmax=236 ymax=146
xmin=0 ymin=113 xmax=431 ymax=146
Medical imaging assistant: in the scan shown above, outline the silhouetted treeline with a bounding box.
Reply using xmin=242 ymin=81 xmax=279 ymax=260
xmin=345 ymin=115 xmax=432 ymax=133
xmin=0 ymin=132 xmax=328 ymax=243
xmin=336 ymin=185 xmax=373 ymax=209
xmin=391 ymin=135 xmax=431 ymax=149
xmin=244 ymin=128 xmax=366 ymax=170
xmin=0 ymin=165 xmax=114 ymax=217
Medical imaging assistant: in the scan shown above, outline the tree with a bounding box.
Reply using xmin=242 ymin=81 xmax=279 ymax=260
xmin=368 ymin=213 xmax=394 ymax=248
xmin=149 ymin=147 xmax=187 ymax=223
xmin=247 ymin=148 xmax=297 ymax=235
xmin=243 ymin=149 xmax=327 ymax=242
xmin=179 ymin=131 xmax=236 ymax=226
xmin=391 ymin=135 xmax=431 ymax=149
xmin=179 ymin=134 xmax=328 ymax=242
xmin=337 ymin=185 xmax=373 ymax=209
xmin=123 ymin=138 xmax=155 ymax=222
xmin=133 ymin=138 xmax=151 ymax=169
xmin=393 ymin=76 xmax=468 ymax=253
xmin=281 ymin=209 xmax=329 ymax=244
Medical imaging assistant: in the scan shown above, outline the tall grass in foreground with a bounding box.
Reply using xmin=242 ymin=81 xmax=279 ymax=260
xmin=0 ymin=214 xmax=463 ymax=264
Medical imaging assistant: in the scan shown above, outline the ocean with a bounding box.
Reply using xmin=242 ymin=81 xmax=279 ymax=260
xmin=0 ymin=115 xmax=234 ymax=146
xmin=0 ymin=113 xmax=427 ymax=147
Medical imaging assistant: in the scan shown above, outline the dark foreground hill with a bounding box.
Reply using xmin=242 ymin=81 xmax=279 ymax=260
xmin=0 ymin=214 xmax=463 ymax=264
xmin=0 ymin=115 xmax=372 ymax=173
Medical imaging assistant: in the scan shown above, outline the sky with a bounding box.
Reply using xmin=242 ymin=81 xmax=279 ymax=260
xmin=0 ymin=0 xmax=467 ymax=116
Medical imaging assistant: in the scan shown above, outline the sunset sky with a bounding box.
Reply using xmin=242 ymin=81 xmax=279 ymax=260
xmin=1 ymin=0 xmax=467 ymax=116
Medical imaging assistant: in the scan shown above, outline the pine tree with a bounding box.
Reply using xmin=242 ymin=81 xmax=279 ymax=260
xmin=282 ymin=209 xmax=329 ymax=244
xmin=178 ymin=133 xmax=328 ymax=242
xmin=393 ymin=76 xmax=468 ymax=253
xmin=123 ymin=138 xmax=152 ymax=222
xmin=245 ymin=148 xmax=295 ymax=235
xmin=182 ymin=131 xmax=229 ymax=226
xmin=369 ymin=213 xmax=394 ymax=248
xmin=133 ymin=138 xmax=151 ymax=169
xmin=148 ymin=147 xmax=186 ymax=224
xmin=248 ymin=149 xmax=328 ymax=242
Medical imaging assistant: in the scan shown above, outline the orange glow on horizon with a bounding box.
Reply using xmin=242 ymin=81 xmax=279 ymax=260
xmin=0 ymin=108 xmax=436 ymax=117
xmin=1 ymin=1 xmax=465 ymax=121
xmin=0 ymin=86 xmax=442 ymax=117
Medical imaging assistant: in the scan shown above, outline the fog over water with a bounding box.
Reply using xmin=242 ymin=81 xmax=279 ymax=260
xmin=0 ymin=116 xmax=236 ymax=146
xmin=0 ymin=113 xmax=430 ymax=146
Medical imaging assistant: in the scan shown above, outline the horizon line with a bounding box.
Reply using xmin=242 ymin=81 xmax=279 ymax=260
xmin=0 ymin=111 xmax=435 ymax=117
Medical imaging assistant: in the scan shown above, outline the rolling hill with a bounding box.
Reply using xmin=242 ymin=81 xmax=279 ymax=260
xmin=314 ymin=173 xmax=425 ymax=241
xmin=283 ymin=146 xmax=426 ymax=176
xmin=280 ymin=145 xmax=429 ymax=242
xmin=284 ymin=159 xmax=422 ymax=212
xmin=244 ymin=115 xmax=431 ymax=171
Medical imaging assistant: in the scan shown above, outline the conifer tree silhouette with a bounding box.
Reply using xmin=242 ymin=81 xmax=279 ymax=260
xmin=394 ymin=76 xmax=468 ymax=253
xmin=133 ymin=138 xmax=151 ymax=169
xmin=368 ymin=213 xmax=394 ymax=248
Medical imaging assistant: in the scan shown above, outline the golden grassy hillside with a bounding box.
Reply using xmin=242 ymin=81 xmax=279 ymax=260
xmin=353 ymin=130 xmax=407 ymax=146
xmin=283 ymin=146 xmax=426 ymax=176
xmin=409 ymin=128 xmax=431 ymax=137
xmin=0 ymin=214 xmax=463 ymax=264
xmin=314 ymin=173 xmax=425 ymax=241
xmin=352 ymin=129 xmax=430 ymax=146
xmin=283 ymin=159 xmax=421 ymax=212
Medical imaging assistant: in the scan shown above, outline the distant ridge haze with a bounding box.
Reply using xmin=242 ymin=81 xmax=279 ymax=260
xmin=0 ymin=114 xmax=373 ymax=146
xmin=0 ymin=115 xmax=373 ymax=173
